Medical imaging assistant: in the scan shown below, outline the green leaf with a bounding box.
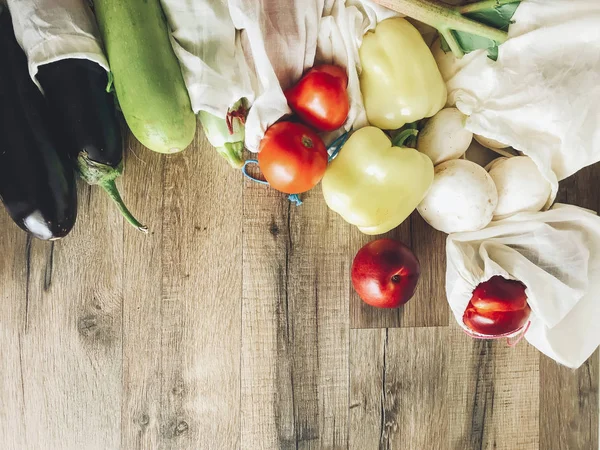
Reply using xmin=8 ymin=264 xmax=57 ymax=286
xmin=449 ymin=1 xmax=520 ymax=59
xmin=487 ymin=44 xmax=499 ymax=61
xmin=451 ymin=29 xmax=500 ymax=60
xmin=464 ymin=2 xmax=520 ymax=31
xmin=440 ymin=35 xmax=451 ymax=53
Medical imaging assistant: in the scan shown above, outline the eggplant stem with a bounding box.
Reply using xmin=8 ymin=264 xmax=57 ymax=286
xmin=372 ymin=0 xmax=508 ymax=55
xmin=458 ymin=0 xmax=516 ymax=14
xmin=100 ymin=179 xmax=148 ymax=233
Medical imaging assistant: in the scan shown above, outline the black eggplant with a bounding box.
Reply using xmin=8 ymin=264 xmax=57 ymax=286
xmin=0 ymin=12 xmax=77 ymax=240
xmin=37 ymin=58 xmax=147 ymax=232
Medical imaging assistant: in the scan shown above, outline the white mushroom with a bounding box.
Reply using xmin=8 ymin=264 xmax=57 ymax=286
xmin=417 ymin=108 xmax=473 ymax=165
xmin=431 ymin=38 xmax=476 ymax=82
xmin=487 ymin=156 xmax=552 ymax=219
xmin=418 ymin=159 xmax=498 ymax=234
xmin=484 ymin=156 xmax=507 ymax=172
xmin=474 ymin=134 xmax=510 ymax=150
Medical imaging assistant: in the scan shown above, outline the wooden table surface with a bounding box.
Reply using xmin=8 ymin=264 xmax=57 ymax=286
xmin=0 ymin=130 xmax=598 ymax=450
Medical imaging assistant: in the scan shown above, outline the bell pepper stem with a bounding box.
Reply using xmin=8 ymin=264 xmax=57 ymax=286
xmin=392 ymin=129 xmax=419 ymax=147
xmin=458 ymin=0 xmax=516 ymax=14
xmin=372 ymin=0 xmax=508 ymax=56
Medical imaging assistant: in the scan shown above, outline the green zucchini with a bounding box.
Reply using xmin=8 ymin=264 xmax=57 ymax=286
xmin=94 ymin=0 xmax=196 ymax=153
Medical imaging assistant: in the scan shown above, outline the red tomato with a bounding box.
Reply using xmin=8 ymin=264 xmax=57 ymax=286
xmin=258 ymin=122 xmax=328 ymax=194
xmin=285 ymin=65 xmax=349 ymax=132
xmin=463 ymin=276 xmax=531 ymax=336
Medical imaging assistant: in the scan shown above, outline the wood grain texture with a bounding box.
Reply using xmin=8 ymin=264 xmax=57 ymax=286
xmin=121 ymin=136 xmax=165 ymax=450
xmin=348 ymin=329 xmax=384 ymax=448
xmin=0 ymin=135 xmax=598 ymax=450
xmin=350 ymin=325 xmax=541 ymax=450
xmin=121 ymin=129 xmax=243 ymax=450
xmin=407 ymin=214 xmax=448 ymax=327
xmin=540 ymin=351 xmax=599 ymax=450
xmin=0 ymin=209 xmax=28 ymax=450
xmin=349 ymin=327 xmax=448 ymax=449
xmin=241 ymin=184 xmax=349 ymax=450
xmin=447 ymin=325 xmax=540 ymax=450
xmin=160 ymin=129 xmax=243 ymax=449
xmin=0 ymin=179 xmax=124 ymax=450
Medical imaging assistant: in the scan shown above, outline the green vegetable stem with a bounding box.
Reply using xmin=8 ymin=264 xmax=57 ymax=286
xmin=373 ymin=0 xmax=520 ymax=60
xmin=77 ymin=155 xmax=148 ymax=233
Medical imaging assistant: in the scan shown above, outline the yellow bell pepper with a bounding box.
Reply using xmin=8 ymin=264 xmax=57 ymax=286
xmin=322 ymin=126 xmax=433 ymax=235
xmin=359 ymin=17 xmax=447 ymax=130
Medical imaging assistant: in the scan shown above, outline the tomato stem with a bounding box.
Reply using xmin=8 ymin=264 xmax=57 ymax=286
xmin=302 ymin=135 xmax=314 ymax=148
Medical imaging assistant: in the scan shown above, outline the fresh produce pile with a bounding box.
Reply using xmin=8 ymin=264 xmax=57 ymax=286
xmin=0 ymin=0 xmax=598 ymax=366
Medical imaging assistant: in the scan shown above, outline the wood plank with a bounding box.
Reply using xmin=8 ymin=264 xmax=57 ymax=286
xmin=540 ymin=162 xmax=600 ymax=450
xmin=349 ymin=327 xmax=448 ymax=449
xmin=0 ymin=209 xmax=29 ymax=449
xmin=241 ymin=184 xmax=349 ymax=449
xmin=540 ymin=351 xmax=599 ymax=450
xmin=348 ymin=329 xmax=385 ymax=448
xmin=287 ymin=190 xmax=349 ymax=449
xmin=448 ymin=324 xmax=540 ymax=450
xmin=159 ymin=130 xmax=243 ymax=450
xmin=15 ymin=179 xmax=123 ymax=450
xmin=405 ymin=213 xmax=449 ymax=327
xmin=121 ymin=129 xmax=243 ymax=450
xmin=240 ymin=183 xmax=289 ymax=450
xmin=120 ymin=136 xmax=165 ymax=450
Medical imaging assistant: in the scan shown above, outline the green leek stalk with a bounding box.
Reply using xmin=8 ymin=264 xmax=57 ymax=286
xmin=199 ymin=99 xmax=248 ymax=168
xmin=371 ymin=0 xmax=516 ymax=58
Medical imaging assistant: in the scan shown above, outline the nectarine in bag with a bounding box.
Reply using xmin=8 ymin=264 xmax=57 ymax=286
xmin=446 ymin=204 xmax=600 ymax=369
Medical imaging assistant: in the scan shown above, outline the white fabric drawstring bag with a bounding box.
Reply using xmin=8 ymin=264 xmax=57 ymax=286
xmin=227 ymin=0 xmax=397 ymax=151
xmin=6 ymin=0 xmax=108 ymax=87
xmin=444 ymin=0 xmax=600 ymax=205
xmin=159 ymin=0 xmax=254 ymax=117
xmin=446 ymin=204 xmax=600 ymax=368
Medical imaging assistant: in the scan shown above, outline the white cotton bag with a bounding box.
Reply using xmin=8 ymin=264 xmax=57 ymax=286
xmin=6 ymin=0 xmax=108 ymax=87
xmin=227 ymin=0 xmax=397 ymax=151
xmin=159 ymin=0 xmax=254 ymax=117
xmin=444 ymin=0 xmax=600 ymax=206
xmin=446 ymin=204 xmax=600 ymax=368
